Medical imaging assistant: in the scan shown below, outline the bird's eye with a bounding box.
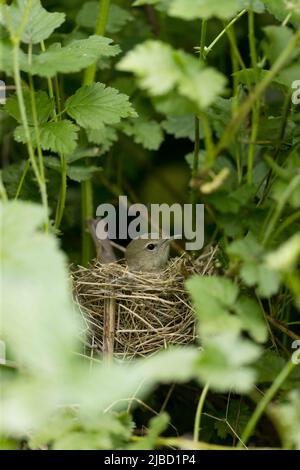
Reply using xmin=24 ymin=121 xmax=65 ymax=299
xmin=147 ymin=243 xmax=156 ymax=251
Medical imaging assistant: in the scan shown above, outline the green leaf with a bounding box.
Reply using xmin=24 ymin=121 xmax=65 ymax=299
xmin=76 ymin=1 xmax=133 ymax=34
xmin=67 ymin=165 xmax=102 ymax=183
xmin=162 ymin=114 xmax=196 ymax=141
xmin=263 ymin=26 xmax=296 ymax=65
xmin=0 ymin=0 xmax=65 ymax=44
xmin=44 ymin=156 xmax=102 ymax=182
xmin=195 ymin=332 xmax=261 ymax=392
xmin=30 ymin=36 xmax=120 ymax=77
xmin=121 ymin=119 xmax=164 ymax=150
xmin=65 ymin=83 xmax=137 ymax=129
xmin=234 ymin=296 xmax=268 ymax=343
xmin=87 ymin=125 xmax=118 ymax=155
xmin=274 ymin=391 xmax=300 ymax=449
xmin=186 ymin=276 xmax=240 ymax=336
xmin=118 ymin=41 xmax=181 ymax=95
xmin=0 ymin=40 xmax=29 ymax=76
xmin=118 ymin=40 xmax=226 ymax=110
xmin=5 ymin=91 xmax=53 ymax=125
xmin=14 ymin=120 xmax=79 ymax=155
xmin=263 ymin=0 xmax=300 ymax=28
xmin=1 ymin=201 xmax=81 ymax=375
xmin=169 ymin=0 xmax=243 ymax=20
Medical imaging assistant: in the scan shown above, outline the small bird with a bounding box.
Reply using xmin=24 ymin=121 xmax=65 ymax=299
xmin=88 ymin=219 xmax=172 ymax=272
xmin=125 ymin=236 xmax=172 ymax=272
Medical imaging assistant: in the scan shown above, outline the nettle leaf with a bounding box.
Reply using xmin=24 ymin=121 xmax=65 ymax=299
xmin=30 ymin=36 xmax=120 ymax=78
xmin=162 ymin=114 xmax=196 ymax=141
xmin=5 ymin=91 xmax=53 ymax=125
xmin=121 ymin=119 xmax=164 ymax=150
xmin=14 ymin=120 xmax=79 ymax=155
xmin=65 ymin=83 xmax=137 ymax=129
xmin=117 ymin=41 xmax=226 ymax=110
xmin=0 ymin=0 xmax=65 ymax=44
xmin=76 ymin=1 xmax=133 ymax=34
xmin=87 ymin=125 xmax=118 ymax=155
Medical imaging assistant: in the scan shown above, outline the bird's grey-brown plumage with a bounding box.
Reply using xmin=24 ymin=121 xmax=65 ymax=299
xmin=88 ymin=218 xmax=171 ymax=271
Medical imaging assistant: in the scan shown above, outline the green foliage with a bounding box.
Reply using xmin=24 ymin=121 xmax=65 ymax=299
xmin=0 ymin=0 xmax=65 ymax=44
xmin=76 ymin=1 xmax=133 ymax=34
xmin=65 ymin=83 xmax=137 ymax=128
xmin=14 ymin=121 xmax=79 ymax=155
xmin=117 ymin=40 xmax=226 ymax=110
xmin=1 ymin=0 xmax=300 ymax=452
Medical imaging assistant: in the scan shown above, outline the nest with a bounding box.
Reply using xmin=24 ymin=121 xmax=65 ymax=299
xmin=72 ymin=246 xmax=217 ymax=360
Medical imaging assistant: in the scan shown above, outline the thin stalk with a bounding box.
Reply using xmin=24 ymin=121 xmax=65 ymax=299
xmin=262 ymin=174 xmax=300 ymax=246
xmin=273 ymin=210 xmax=300 ymax=240
xmin=81 ymin=0 xmax=111 ymax=265
xmin=213 ymin=30 xmax=300 ymax=161
xmin=12 ymin=41 xmax=49 ymax=229
xmin=193 ymin=383 xmax=209 ymax=442
xmin=238 ymin=360 xmax=297 ymax=448
xmin=228 ymin=26 xmax=242 ymax=182
xmin=191 ymin=19 xmax=207 ymax=207
xmin=247 ymin=7 xmax=260 ymax=186
xmin=203 ymin=9 xmax=247 ymax=57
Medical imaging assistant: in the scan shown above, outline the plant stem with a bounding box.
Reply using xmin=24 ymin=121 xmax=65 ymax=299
xmin=203 ymin=9 xmax=247 ymax=57
xmin=12 ymin=40 xmax=49 ymax=230
xmin=81 ymin=0 xmax=111 ymax=265
xmin=262 ymin=174 xmax=300 ymax=245
xmin=213 ymin=30 xmax=300 ymax=161
xmin=238 ymin=360 xmax=297 ymax=448
xmin=193 ymin=383 xmax=209 ymax=442
xmin=247 ymin=7 xmax=260 ymax=186
xmin=191 ymin=19 xmax=207 ymax=209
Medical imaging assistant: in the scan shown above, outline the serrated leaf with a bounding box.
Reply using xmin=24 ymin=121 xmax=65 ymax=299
xmin=14 ymin=120 xmax=79 ymax=155
xmin=65 ymin=83 xmax=137 ymax=129
xmin=76 ymin=1 xmax=133 ymax=34
xmin=162 ymin=114 xmax=195 ymax=140
xmin=118 ymin=40 xmax=226 ymax=110
xmin=67 ymin=165 xmax=102 ymax=183
xmin=30 ymin=36 xmax=120 ymax=78
xmin=234 ymin=296 xmax=268 ymax=343
xmin=0 ymin=40 xmax=29 ymax=76
xmin=121 ymin=119 xmax=164 ymax=150
xmin=87 ymin=124 xmax=118 ymax=155
xmin=5 ymin=91 xmax=53 ymax=125
xmin=118 ymin=41 xmax=181 ymax=95
xmin=0 ymin=0 xmax=65 ymax=44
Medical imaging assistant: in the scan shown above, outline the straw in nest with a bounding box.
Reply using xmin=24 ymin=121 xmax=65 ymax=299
xmin=72 ymin=246 xmax=217 ymax=360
